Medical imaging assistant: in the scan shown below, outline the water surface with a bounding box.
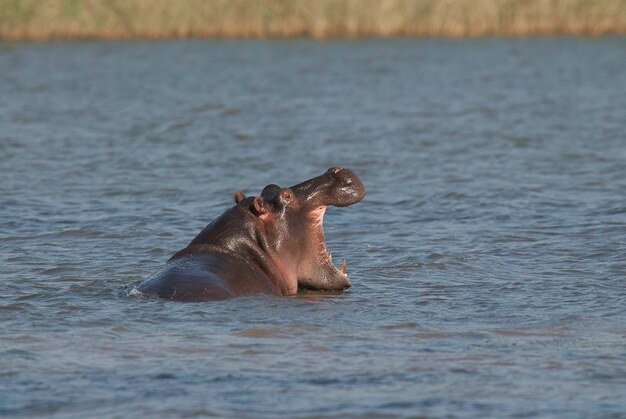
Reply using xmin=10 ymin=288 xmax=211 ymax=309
xmin=1 ymin=38 xmax=625 ymax=417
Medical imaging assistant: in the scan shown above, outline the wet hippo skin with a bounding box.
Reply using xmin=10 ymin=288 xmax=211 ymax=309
xmin=138 ymin=168 xmax=366 ymax=301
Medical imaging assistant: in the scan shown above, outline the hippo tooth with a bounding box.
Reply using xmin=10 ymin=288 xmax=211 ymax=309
xmin=340 ymin=259 xmax=347 ymax=275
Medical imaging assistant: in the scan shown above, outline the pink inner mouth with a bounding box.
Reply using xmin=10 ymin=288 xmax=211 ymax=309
xmin=307 ymin=206 xmax=348 ymax=278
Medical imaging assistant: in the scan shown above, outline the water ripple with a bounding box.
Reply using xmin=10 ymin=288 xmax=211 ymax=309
xmin=1 ymin=38 xmax=625 ymax=418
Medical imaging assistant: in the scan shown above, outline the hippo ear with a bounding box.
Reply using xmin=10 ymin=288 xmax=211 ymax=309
xmin=253 ymin=196 xmax=269 ymax=215
xmin=234 ymin=191 xmax=246 ymax=204
xmin=261 ymin=184 xmax=281 ymax=200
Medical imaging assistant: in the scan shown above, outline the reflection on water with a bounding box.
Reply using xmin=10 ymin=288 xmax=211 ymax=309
xmin=1 ymin=38 xmax=625 ymax=417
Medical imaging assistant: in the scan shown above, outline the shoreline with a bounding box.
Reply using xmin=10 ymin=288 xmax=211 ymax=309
xmin=1 ymin=32 xmax=624 ymax=43
xmin=2 ymin=28 xmax=625 ymax=42
xmin=2 ymin=0 xmax=626 ymax=41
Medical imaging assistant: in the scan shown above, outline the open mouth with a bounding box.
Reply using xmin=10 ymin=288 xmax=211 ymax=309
xmin=297 ymin=205 xmax=351 ymax=291
xmin=318 ymin=208 xmax=349 ymax=277
xmin=290 ymin=167 xmax=365 ymax=291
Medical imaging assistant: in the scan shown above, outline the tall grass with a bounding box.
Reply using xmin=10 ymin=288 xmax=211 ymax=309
xmin=1 ymin=0 xmax=625 ymax=40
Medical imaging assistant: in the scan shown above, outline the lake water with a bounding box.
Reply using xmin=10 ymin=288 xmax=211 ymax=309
xmin=1 ymin=38 xmax=625 ymax=418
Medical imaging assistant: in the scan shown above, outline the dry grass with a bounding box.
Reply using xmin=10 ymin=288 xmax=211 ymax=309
xmin=1 ymin=0 xmax=626 ymax=40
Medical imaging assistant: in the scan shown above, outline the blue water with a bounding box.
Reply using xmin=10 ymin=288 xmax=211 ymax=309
xmin=1 ymin=38 xmax=625 ymax=418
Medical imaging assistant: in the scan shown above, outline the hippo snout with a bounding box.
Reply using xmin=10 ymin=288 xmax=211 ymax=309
xmin=291 ymin=167 xmax=366 ymax=209
xmin=326 ymin=167 xmax=366 ymax=207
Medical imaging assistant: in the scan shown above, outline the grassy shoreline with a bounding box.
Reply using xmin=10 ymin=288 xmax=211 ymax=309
xmin=2 ymin=0 xmax=626 ymax=41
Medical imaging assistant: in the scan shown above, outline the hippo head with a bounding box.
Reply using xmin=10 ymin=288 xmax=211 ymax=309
xmin=234 ymin=168 xmax=366 ymax=293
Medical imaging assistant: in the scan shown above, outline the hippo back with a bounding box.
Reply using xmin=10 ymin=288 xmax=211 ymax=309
xmin=138 ymin=249 xmax=279 ymax=301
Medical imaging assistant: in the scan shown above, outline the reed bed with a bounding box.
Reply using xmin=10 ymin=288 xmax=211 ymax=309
xmin=1 ymin=0 xmax=625 ymax=40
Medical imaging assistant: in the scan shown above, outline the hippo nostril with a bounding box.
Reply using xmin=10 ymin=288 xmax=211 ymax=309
xmin=328 ymin=167 xmax=354 ymax=186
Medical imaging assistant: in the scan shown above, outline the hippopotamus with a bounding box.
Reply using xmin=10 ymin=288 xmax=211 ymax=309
xmin=137 ymin=168 xmax=366 ymax=301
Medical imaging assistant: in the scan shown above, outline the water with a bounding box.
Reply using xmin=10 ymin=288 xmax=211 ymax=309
xmin=1 ymin=38 xmax=625 ymax=417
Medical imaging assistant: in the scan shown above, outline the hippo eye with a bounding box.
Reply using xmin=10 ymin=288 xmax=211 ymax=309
xmin=280 ymin=189 xmax=293 ymax=205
